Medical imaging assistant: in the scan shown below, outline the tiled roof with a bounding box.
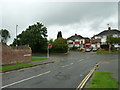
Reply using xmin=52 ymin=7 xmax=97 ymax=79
xmin=91 ymin=29 xmax=120 ymax=39
xmin=67 ymin=34 xmax=84 ymax=40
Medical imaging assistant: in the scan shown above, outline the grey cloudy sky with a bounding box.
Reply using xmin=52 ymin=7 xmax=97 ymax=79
xmin=1 ymin=0 xmax=118 ymax=45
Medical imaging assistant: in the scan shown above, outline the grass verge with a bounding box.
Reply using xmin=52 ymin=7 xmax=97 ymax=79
xmin=0 ymin=63 xmax=34 ymax=71
xmin=87 ymin=71 xmax=119 ymax=88
xmin=97 ymin=51 xmax=120 ymax=54
xmin=0 ymin=57 xmax=48 ymax=72
xmin=32 ymin=56 xmax=48 ymax=61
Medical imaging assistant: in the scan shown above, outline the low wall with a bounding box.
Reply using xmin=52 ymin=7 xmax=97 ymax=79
xmin=1 ymin=43 xmax=32 ymax=66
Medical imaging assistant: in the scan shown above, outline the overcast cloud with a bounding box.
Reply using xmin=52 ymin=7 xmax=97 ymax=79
xmin=1 ymin=0 xmax=118 ymax=45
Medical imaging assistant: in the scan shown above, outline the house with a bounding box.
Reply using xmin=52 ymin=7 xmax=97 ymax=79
xmin=67 ymin=34 xmax=90 ymax=48
xmin=91 ymin=27 xmax=120 ymax=48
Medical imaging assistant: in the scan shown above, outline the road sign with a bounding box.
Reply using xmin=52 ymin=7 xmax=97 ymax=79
xmin=48 ymin=44 xmax=52 ymax=49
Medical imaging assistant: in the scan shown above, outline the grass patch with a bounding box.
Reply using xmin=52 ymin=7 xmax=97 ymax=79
xmin=32 ymin=56 xmax=48 ymax=61
xmin=97 ymin=51 xmax=120 ymax=54
xmin=0 ymin=63 xmax=34 ymax=71
xmin=0 ymin=57 xmax=48 ymax=71
xmin=87 ymin=71 xmax=119 ymax=88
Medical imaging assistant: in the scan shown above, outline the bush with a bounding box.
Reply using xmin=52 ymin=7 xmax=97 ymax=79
xmin=111 ymin=47 xmax=117 ymax=52
xmin=51 ymin=38 xmax=68 ymax=53
xmin=98 ymin=48 xmax=106 ymax=51
xmin=72 ymin=46 xmax=78 ymax=50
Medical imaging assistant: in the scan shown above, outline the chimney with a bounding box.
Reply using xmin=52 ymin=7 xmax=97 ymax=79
xmin=75 ymin=34 xmax=77 ymax=36
xmin=107 ymin=24 xmax=111 ymax=30
xmin=108 ymin=27 xmax=111 ymax=30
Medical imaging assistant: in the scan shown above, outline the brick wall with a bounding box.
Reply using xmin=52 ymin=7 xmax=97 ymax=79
xmin=0 ymin=43 xmax=2 ymax=66
xmin=1 ymin=43 xmax=32 ymax=66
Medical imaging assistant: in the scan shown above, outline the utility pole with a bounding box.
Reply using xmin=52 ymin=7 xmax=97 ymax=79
xmin=16 ymin=25 xmax=18 ymax=47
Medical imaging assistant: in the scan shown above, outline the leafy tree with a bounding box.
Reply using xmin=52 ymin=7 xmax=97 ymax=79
xmin=51 ymin=38 xmax=68 ymax=53
xmin=12 ymin=22 xmax=48 ymax=53
xmin=48 ymin=39 xmax=54 ymax=45
xmin=0 ymin=29 xmax=10 ymax=44
xmin=106 ymin=34 xmax=120 ymax=44
xmin=57 ymin=31 xmax=62 ymax=38
xmin=106 ymin=34 xmax=114 ymax=44
xmin=106 ymin=34 xmax=120 ymax=52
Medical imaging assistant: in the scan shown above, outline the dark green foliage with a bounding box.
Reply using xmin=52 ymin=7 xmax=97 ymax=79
xmin=106 ymin=34 xmax=120 ymax=44
xmin=71 ymin=45 xmax=78 ymax=50
xmin=11 ymin=22 xmax=48 ymax=53
xmin=57 ymin=31 xmax=62 ymax=39
xmin=100 ymin=45 xmax=109 ymax=50
xmin=51 ymin=38 xmax=68 ymax=53
xmin=0 ymin=29 xmax=10 ymax=44
xmin=48 ymin=39 xmax=54 ymax=45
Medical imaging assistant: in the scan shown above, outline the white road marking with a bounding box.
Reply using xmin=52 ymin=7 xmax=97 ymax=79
xmin=61 ymin=63 xmax=73 ymax=68
xmin=1 ymin=71 xmax=51 ymax=88
xmin=77 ymin=59 xmax=84 ymax=62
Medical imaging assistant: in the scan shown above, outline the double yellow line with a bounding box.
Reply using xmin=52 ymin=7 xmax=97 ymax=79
xmin=76 ymin=62 xmax=101 ymax=90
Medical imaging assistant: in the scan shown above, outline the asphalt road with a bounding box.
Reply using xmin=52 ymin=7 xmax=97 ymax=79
xmin=2 ymin=51 xmax=118 ymax=88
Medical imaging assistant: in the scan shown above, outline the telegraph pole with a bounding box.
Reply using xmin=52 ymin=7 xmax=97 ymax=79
xmin=16 ymin=25 xmax=18 ymax=47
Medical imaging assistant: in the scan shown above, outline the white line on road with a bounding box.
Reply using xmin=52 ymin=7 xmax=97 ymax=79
xmin=61 ymin=63 xmax=73 ymax=68
xmin=1 ymin=71 xmax=51 ymax=89
xmin=77 ymin=59 xmax=84 ymax=62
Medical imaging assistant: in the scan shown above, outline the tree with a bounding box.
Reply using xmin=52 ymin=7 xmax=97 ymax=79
xmin=48 ymin=39 xmax=54 ymax=45
xmin=106 ymin=34 xmax=120 ymax=44
xmin=57 ymin=31 xmax=62 ymax=39
xmin=106 ymin=34 xmax=113 ymax=44
xmin=51 ymin=38 xmax=68 ymax=53
xmin=0 ymin=29 xmax=10 ymax=44
xmin=106 ymin=34 xmax=120 ymax=52
xmin=12 ymin=22 xmax=48 ymax=53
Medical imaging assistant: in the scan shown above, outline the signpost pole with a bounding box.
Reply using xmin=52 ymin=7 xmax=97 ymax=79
xmin=47 ymin=46 xmax=49 ymax=58
xmin=47 ymin=44 xmax=52 ymax=58
xmin=47 ymin=41 xmax=49 ymax=58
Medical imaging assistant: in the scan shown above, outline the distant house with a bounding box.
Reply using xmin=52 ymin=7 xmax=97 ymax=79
xmin=67 ymin=34 xmax=90 ymax=48
xmin=91 ymin=27 xmax=120 ymax=48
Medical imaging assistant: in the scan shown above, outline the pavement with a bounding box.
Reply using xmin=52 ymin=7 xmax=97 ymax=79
xmin=85 ymin=53 xmax=119 ymax=88
xmin=31 ymin=58 xmax=55 ymax=65
xmin=98 ymin=59 xmax=118 ymax=81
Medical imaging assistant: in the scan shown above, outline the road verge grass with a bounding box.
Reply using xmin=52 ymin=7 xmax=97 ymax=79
xmin=0 ymin=63 xmax=34 ymax=71
xmin=0 ymin=56 xmax=48 ymax=72
xmin=87 ymin=71 xmax=119 ymax=88
xmin=97 ymin=51 xmax=120 ymax=54
xmin=32 ymin=56 xmax=48 ymax=61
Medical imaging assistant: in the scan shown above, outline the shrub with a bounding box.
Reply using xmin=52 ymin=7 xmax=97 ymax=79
xmin=51 ymin=38 xmax=68 ymax=53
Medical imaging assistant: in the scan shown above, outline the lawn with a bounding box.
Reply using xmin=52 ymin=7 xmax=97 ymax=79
xmin=32 ymin=56 xmax=48 ymax=61
xmin=0 ymin=63 xmax=34 ymax=71
xmin=87 ymin=71 xmax=119 ymax=88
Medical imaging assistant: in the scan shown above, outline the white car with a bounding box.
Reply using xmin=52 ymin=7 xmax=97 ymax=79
xmin=85 ymin=47 xmax=92 ymax=52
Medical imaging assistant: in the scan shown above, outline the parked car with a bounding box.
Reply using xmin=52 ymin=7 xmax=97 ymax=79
xmin=92 ymin=47 xmax=98 ymax=52
xmin=85 ymin=47 xmax=92 ymax=52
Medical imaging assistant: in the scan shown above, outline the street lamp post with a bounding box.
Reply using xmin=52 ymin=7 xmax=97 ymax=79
xmin=16 ymin=25 xmax=18 ymax=47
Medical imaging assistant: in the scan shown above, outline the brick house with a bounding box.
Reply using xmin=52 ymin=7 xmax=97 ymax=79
xmin=91 ymin=27 xmax=120 ymax=48
xmin=67 ymin=34 xmax=91 ymax=49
